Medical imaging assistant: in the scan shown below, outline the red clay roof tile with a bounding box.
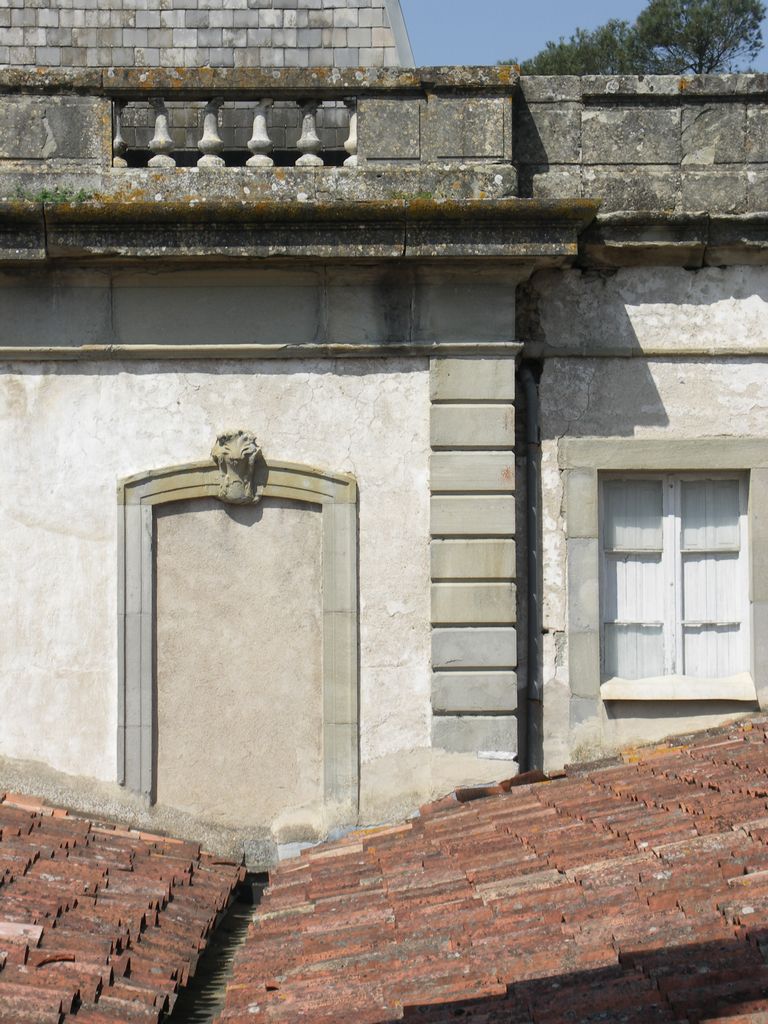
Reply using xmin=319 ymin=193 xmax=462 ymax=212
xmin=216 ymin=717 xmax=768 ymax=1024
xmin=0 ymin=794 xmax=242 ymax=1022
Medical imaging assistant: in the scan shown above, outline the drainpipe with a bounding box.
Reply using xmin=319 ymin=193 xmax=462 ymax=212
xmin=520 ymin=364 xmax=543 ymax=771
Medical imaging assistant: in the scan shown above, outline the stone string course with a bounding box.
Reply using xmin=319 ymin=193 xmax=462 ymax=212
xmin=0 ymin=0 xmax=411 ymax=70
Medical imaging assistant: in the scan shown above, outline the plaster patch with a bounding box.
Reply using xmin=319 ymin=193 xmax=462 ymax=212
xmin=155 ymin=498 xmax=324 ymax=828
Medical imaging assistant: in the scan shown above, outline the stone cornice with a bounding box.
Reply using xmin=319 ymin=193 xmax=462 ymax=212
xmin=6 ymin=197 xmax=768 ymax=271
xmin=520 ymin=72 xmax=768 ymax=102
xmin=0 ymin=66 xmax=519 ymax=98
xmin=0 ymin=196 xmax=599 ymax=264
xmin=10 ymin=68 xmax=768 ymax=100
xmin=579 ymin=211 xmax=768 ymax=268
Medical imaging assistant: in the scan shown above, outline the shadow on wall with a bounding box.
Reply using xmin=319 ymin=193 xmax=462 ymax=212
xmin=520 ymin=268 xmax=671 ymax=438
xmin=513 ymin=91 xmax=551 ymax=200
xmin=603 ymin=698 xmax=756 ymax=725
xmin=526 ymin=260 xmax=768 ymax=437
xmin=388 ymin=937 xmax=768 ymax=1023
xmin=537 ymin=354 xmax=670 ymax=437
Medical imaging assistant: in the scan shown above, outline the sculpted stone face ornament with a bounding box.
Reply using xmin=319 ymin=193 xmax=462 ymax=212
xmin=211 ymin=430 xmax=262 ymax=505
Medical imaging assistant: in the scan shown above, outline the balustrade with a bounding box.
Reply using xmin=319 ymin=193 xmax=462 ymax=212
xmin=114 ymin=96 xmax=357 ymax=170
xmin=0 ymin=67 xmax=517 ymax=178
xmin=147 ymin=98 xmax=175 ymax=168
xmin=197 ymin=97 xmax=225 ymax=169
xmin=246 ymin=99 xmax=274 ymax=168
xmin=112 ymin=101 xmax=127 ymax=169
xmin=343 ymin=98 xmax=358 ymax=169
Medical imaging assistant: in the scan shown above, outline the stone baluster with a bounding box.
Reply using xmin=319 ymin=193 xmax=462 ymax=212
xmin=112 ymin=101 xmax=128 ymax=168
xmin=148 ymin=98 xmax=175 ymax=168
xmin=296 ymin=100 xmax=323 ymax=167
xmin=246 ymin=99 xmax=274 ymax=167
xmin=343 ymin=98 xmax=358 ymax=169
xmin=197 ymin=96 xmax=225 ymax=169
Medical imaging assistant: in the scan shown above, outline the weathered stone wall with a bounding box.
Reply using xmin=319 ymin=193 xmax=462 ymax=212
xmin=516 ymin=75 xmax=768 ymax=215
xmin=6 ymin=69 xmax=768 ymax=227
xmin=531 ymin=264 xmax=768 ymax=768
xmin=0 ymin=0 xmax=413 ymax=69
xmin=0 ymin=258 xmax=524 ymax=843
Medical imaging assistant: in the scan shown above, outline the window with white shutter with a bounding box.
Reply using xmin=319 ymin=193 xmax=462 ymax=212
xmin=600 ymin=475 xmax=749 ymax=683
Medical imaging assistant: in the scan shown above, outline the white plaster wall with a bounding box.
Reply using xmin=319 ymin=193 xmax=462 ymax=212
xmin=535 ymin=266 xmax=768 ymax=354
xmin=536 ymin=265 xmax=768 ymax=766
xmin=541 ymin=357 xmax=768 ymax=441
xmin=0 ymin=359 xmax=431 ymax=786
xmin=539 ymin=355 xmax=768 ymax=766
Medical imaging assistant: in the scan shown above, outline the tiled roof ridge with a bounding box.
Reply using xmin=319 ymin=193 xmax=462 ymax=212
xmin=0 ymin=791 xmax=245 ymax=1023
xmin=218 ymin=714 xmax=768 ymax=1024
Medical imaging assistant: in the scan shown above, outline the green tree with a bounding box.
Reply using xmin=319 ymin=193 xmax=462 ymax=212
xmin=506 ymin=0 xmax=766 ymax=75
xmin=513 ymin=20 xmax=646 ymax=75
xmin=636 ymin=0 xmax=765 ymax=73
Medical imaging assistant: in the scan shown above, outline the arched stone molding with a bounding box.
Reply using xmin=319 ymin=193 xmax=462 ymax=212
xmin=116 ymin=457 xmax=359 ymax=817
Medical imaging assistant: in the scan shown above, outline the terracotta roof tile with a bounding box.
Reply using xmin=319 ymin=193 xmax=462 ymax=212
xmin=217 ymin=718 xmax=768 ymax=1024
xmin=0 ymin=794 xmax=242 ymax=1021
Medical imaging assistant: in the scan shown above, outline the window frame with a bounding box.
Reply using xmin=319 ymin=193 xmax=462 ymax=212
xmin=559 ymin=438 xmax=768 ymax=709
xmin=598 ymin=471 xmax=750 ymax=687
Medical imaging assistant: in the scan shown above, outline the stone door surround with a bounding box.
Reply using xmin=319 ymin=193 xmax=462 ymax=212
xmin=117 ymin=455 xmax=359 ymax=816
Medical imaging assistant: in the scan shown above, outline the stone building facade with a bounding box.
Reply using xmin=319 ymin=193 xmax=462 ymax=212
xmin=2 ymin=3 xmax=768 ymax=861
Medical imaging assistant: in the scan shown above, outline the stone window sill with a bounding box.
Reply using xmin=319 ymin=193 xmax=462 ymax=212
xmin=600 ymin=672 xmax=757 ymax=703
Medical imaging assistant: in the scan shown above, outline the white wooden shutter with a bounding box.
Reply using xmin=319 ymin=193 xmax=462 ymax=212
xmin=602 ymin=480 xmax=665 ymax=680
xmin=680 ymin=479 xmax=746 ymax=678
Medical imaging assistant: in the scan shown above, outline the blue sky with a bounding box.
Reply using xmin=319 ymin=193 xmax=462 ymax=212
xmin=399 ymin=0 xmax=768 ymax=67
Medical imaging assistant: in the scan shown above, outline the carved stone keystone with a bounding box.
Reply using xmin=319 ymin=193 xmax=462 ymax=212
xmin=211 ymin=430 xmax=262 ymax=505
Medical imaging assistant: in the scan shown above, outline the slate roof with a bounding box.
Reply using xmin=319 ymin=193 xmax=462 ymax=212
xmin=0 ymin=791 xmax=243 ymax=1023
xmin=0 ymin=0 xmax=415 ymax=71
xmin=218 ymin=718 xmax=768 ymax=1024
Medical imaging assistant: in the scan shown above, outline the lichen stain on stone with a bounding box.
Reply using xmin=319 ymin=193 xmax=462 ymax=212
xmin=495 ymin=65 xmax=518 ymax=87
